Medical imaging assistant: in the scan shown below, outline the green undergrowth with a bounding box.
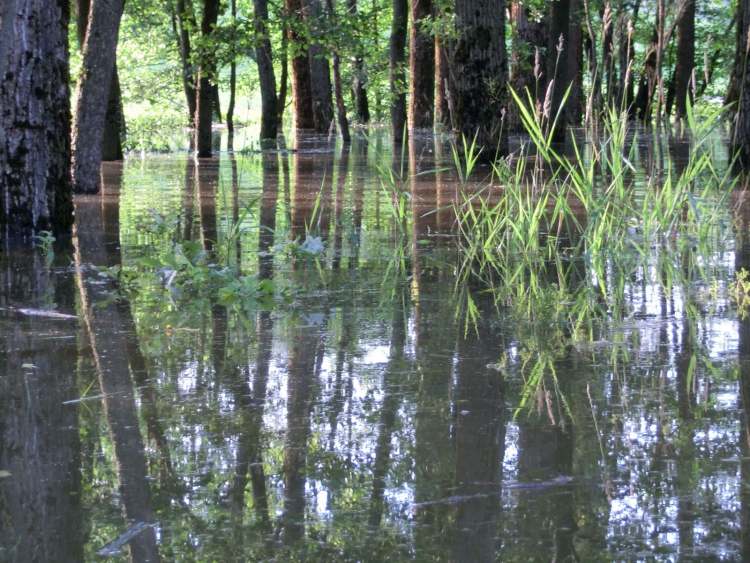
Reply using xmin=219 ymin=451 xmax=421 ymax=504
xmin=448 ymin=92 xmax=736 ymax=417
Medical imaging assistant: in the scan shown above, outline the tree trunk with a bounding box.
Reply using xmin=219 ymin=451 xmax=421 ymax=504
xmin=434 ymin=33 xmax=450 ymax=127
xmin=0 ymin=0 xmax=73 ymax=241
xmin=508 ymin=2 xmax=546 ymax=131
xmin=390 ymin=0 xmax=408 ymax=141
xmin=278 ymin=23 xmax=290 ymax=129
xmin=566 ymin=0 xmax=584 ymax=126
xmin=305 ymin=0 xmax=335 ymax=132
xmin=408 ymin=0 xmax=434 ymax=128
xmin=326 ymin=0 xmax=351 ymax=142
xmin=546 ymin=0 xmax=572 ymax=138
xmin=72 ymin=0 xmax=126 ymax=193
xmin=195 ymin=0 xmax=220 ymax=157
xmin=101 ymin=63 xmax=125 ymax=161
xmin=349 ymin=0 xmax=370 ymax=123
xmin=732 ymin=0 xmax=750 ymax=167
xmin=286 ymin=0 xmax=316 ymax=129
xmin=253 ymin=0 xmax=279 ymax=146
xmin=227 ymin=0 xmax=237 ymax=146
xmin=729 ymin=1 xmax=747 ymax=108
xmin=212 ymin=82 xmax=222 ymax=122
xmin=672 ymin=0 xmax=695 ymax=120
xmin=633 ymin=26 xmax=660 ymax=121
xmin=77 ymin=0 xmax=124 ymax=161
xmin=447 ymin=0 xmax=507 ymax=154
xmin=173 ymin=0 xmax=197 ymax=126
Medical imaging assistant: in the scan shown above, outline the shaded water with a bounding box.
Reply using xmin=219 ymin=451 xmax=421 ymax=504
xmin=1 ymin=129 xmax=749 ymax=561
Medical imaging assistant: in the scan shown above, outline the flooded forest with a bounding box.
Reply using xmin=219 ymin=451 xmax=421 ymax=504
xmin=3 ymin=0 xmax=750 ymax=561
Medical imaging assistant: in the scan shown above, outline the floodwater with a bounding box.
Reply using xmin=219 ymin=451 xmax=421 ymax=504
xmin=1 ymin=128 xmax=749 ymax=561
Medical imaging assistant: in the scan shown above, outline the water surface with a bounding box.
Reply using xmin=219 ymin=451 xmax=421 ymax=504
xmin=1 ymin=130 xmax=748 ymax=561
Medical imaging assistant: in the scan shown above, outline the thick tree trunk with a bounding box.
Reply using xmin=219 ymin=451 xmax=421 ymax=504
xmin=546 ymin=0 xmax=572 ymax=138
xmin=305 ymin=0 xmax=335 ymax=132
xmin=729 ymin=1 xmax=747 ymax=108
xmin=0 ymin=0 xmax=73 ymax=241
xmin=408 ymin=0 xmax=434 ymax=128
xmin=253 ymin=0 xmax=279 ymax=145
xmin=101 ymin=63 xmax=125 ymax=161
xmin=672 ymin=0 xmax=695 ymax=120
xmin=77 ymin=0 xmax=124 ymax=161
xmin=195 ymin=0 xmax=220 ymax=157
xmin=447 ymin=0 xmax=507 ymax=154
xmin=72 ymin=0 xmax=125 ymax=193
xmin=174 ymin=0 xmax=197 ymax=125
xmin=286 ymin=0 xmax=316 ymax=129
xmin=732 ymin=0 xmax=750 ymax=167
xmin=390 ymin=0 xmax=408 ymax=141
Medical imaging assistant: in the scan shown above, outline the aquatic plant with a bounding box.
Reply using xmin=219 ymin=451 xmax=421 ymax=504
xmin=449 ymin=94 xmax=734 ymax=415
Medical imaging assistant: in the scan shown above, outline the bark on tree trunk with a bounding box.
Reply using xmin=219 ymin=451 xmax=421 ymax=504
xmin=732 ymin=0 xmax=750 ymax=167
xmin=434 ymin=33 xmax=450 ymax=127
xmin=633 ymin=26 xmax=660 ymax=121
xmin=672 ymin=0 xmax=695 ymax=120
xmin=286 ymin=0 xmax=316 ymax=129
xmin=349 ymin=0 xmax=370 ymax=123
xmin=0 ymin=0 xmax=73 ymax=241
xmin=77 ymin=0 xmax=124 ymax=161
xmin=547 ymin=0 xmax=572 ymax=139
xmin=327 ymin=0 xmax=351 ymax=142
xmin=408 ymin=0 xmax=434 ymax=129
xmin=174 ymin=0 xmax=197 ymax=126
xmin=227 ymin=0 xmax=238 ymax=145
xmin=305 ymin=0 xmax=335 ymax=132
xmin=101 ymin=63 xmax=125 ymax=161
xmin=447 ymin=0 xmax=507 ymax=155
xmin=390 ymin=0 xmax=408 ymax=141
xmin=72 ymin=0 xmax=126 ymax=193
xmin=566 ymin=0 xmax=584 ymax=126
xmin=253 ymin=0 xmax=279 ymax=146
xmin=278 ymin=24 xmax=289 ymax=128
xmin=729 ymin=1 xmax=747 ymax=108
xmin=195 ymin=0 xmax=220 ymax=157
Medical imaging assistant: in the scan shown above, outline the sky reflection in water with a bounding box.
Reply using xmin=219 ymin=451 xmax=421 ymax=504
xmin=1 ymin=130 xmax=748 ymax=562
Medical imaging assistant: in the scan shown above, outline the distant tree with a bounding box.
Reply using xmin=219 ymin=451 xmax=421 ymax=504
xmin=669 ymin=0 xmax=695 ymax=120
xmin=171 ymin=0 xmax=198 ymax=127
xmin=390 ymin=0 xmax=408 ymax=141
xmin=0 ymin=0 xmax=73 ymax=240
xmin=195 ymin=0 xmax=220 ymax=157
xmin=72 ymin=0 xmax=126 ymax=193
xmin=408 ymin=0 xmax=434 ymax=128
xmin=253 ymin=0 xmax=280 ymax=145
